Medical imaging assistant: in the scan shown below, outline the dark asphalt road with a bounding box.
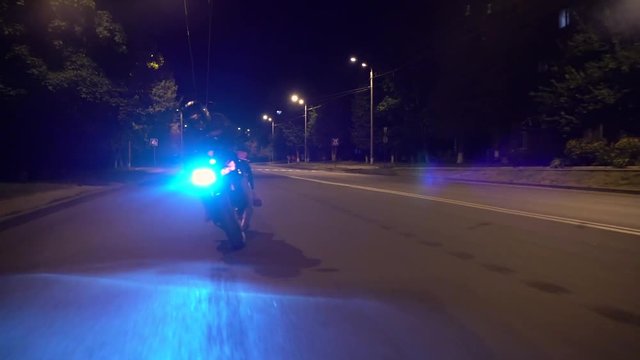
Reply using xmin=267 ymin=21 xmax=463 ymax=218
xmin=0 ymin=169 xmax=639 ymax=359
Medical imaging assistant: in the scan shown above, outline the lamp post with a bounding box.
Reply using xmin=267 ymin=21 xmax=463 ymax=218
xmin=350 ymin=56 xmax=374 ymax=164
xmin=175 ymin=108 xmax=184 ymax=163
xmin=262 ymin=114 xmax=276 ymax=162
xmin=177 ymin=100 xmax=197 ymax=165
xmin=291 ymin=94 xmax=308 ymax=162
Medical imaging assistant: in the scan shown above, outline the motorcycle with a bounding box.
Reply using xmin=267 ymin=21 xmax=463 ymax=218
xmin=189 ymin=155 xmax=249 ymax=250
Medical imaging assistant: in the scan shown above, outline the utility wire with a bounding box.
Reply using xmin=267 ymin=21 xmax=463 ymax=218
xmin=277 ymin=86 xmax=369 ymax=124
xmin=313 ymin=86 xmax=370 ymax=102
xmin=205 ymin=0 xmax=213 ymax=105
xmin=374 ymin=50 xmax=432 ymax=79
xmin=314 ymin=88 xmax=369 ymax=106
xmin=183 ymin=0 xmax=198 ymax=97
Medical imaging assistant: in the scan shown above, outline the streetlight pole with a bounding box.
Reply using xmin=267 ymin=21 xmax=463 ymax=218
xmin=263 ymin=114 xmax=277 ymax=162
xmin=291 ymin=94 xmax=308 ymax=162
xmin=269 ymin=117 xmax=275 ymax=162
xmin=369 ymin=67 xmax=374 ymax=165
xmin=304 ymin=103 xmax=308 ymax=163
xmin=179 ymin=110 xmax=184 ymax=162
xmin=271 ymin=120 xmax=275 ymax=140
xmin=350 ymin=57 xmax=375 ymax=164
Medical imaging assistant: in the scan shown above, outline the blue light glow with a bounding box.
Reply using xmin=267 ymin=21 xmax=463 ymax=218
xmin=0 ymin=269 xmax=448 ymax=358
xmin=191 ymin=168 xmax=217 ymax=187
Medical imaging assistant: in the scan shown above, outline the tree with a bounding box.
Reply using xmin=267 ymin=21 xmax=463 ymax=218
xmin=115 ymin=51 xmax=181 ymax=167
xmin=531 ymin=18 xmax=640 ymax=139
xmin=373 ymin=73 xmax=435 ymax=163
xmin=427 ymin=1 xmax=564 ymax=164
xmin=350 ymin=91 xmax=370 ymax=160
xmin=3 ymin=0 xmax=127 ymax=103
xmin=306 ymin=107 xmax=326 ymax=159
xmin=279 ymin=114 xmax=304 ymax=161
xmin=0 ymin=0 xmax=130 ymax=177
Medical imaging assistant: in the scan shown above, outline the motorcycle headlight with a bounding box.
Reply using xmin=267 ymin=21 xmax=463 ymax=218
xmin=191 ymin=168 xmax=217 ymax=187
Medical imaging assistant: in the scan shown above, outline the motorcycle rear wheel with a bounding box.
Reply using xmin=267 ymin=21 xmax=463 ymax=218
xmin=220 ymin=201 xmax=246 ymax=250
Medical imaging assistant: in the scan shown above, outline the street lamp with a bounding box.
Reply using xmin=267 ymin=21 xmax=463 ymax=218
xmin=350 ymin=56 xmax=374 ymax=164
xmin=176 ymin=108 xmax=184 ymax=163
xmin=262 ymin=114 xmax=276 ymax=161
xmin=291 ymin=93 xmax=308 ymax=162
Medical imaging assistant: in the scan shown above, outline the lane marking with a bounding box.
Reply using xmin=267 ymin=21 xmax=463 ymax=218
xmin=255 ymin=168 xmax=316 ymax=172
xmin=287 ymin=175 xmax=640 ymax=237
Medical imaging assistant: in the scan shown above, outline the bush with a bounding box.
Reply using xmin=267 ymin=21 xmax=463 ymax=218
xmin=564 ymin=138 xmax=611 ymax=165
xmin=612 ymin=137 xmax=640 ymax=167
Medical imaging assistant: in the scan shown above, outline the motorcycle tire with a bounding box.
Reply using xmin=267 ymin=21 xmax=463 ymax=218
xmin=220 ymin=200 xmax=246 ymax=250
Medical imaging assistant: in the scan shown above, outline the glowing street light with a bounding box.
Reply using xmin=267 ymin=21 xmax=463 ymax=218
xmin=262 ymin=113 xmax=277 ymax=161
xmin=349 ymin=56 xmax=375 ymax=164
xmin=291 ymin=93 xmax=309 ymax=162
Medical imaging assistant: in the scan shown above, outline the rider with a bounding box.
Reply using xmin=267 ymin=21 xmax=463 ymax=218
xmin=235 ymin=145 xmax=255 ymax=230
xmin=182 ymin=102 xmax=250 ymax=224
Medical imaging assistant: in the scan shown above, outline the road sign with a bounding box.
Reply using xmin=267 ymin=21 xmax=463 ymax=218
xmin=331 ymin=138 xmax=339 ymax=146
xmin=150 ymin=138 xmax=159 ymax=147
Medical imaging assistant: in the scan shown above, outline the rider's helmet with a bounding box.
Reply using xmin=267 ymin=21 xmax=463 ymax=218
xmin=182 ymin=101 xmax=230 ymax=149
xmin=181 ymin=101 xmax=245 ymax=164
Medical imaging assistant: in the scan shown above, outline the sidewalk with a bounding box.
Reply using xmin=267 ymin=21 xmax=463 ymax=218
xmin=0 ymin=184 xmax=112 ymax=219
xmin=0 ymin=168 xmax=173 ymax=222
xmin=258 ymin=162 xmax=640 ymax=194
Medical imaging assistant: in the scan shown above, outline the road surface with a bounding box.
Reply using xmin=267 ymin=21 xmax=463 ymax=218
xmin=0 ymin=169 xmax=638 ymax=359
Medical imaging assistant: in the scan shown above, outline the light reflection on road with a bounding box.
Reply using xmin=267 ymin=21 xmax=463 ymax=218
xmin=0 ymin=264 xmax=463 ymax=359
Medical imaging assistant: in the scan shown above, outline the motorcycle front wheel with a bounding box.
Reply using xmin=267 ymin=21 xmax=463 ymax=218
xmin=219 ymin=198 xmax=246 ymax=250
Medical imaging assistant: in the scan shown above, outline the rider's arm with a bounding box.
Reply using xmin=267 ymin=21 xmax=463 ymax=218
xmin=245 ymin=162 xmax=255 ymax=190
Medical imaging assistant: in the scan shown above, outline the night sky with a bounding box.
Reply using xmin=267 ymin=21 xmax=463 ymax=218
xmin=104 ymin=0 xmax=438 ymax=130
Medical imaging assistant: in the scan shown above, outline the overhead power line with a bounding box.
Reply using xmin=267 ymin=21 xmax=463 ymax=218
xmin=182 ymin=0 xmax=198 ymax=97
xmin=313 ymin=86 xmax=370 ymax=103
xmin=275 ymin=86 xmax=369 ymax=124
xmin=205 ymin=0 xmax=213 ymax=105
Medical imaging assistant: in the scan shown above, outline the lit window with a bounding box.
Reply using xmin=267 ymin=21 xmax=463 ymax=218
xmin=465 ymin=4 xmax=471 ymax=16
xmin=559 ymin=9 xmax=571 ymax=29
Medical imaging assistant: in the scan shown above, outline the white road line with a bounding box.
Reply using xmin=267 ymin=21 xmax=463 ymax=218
xmin=287 ymin=175 xmax=640 ymax=237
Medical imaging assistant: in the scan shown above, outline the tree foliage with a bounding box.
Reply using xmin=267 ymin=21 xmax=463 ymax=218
xmin=279 ymin=114 xmax=304 ymax=158
xmin=2 ymin=0 xmax=127 ymax=103
xmin=531 ymin=14 xmax=640 ymax=137
xmin=350 ymin=91 xmax=369 ymax=153
xmin=0 ymin=0 xmax=179 ymax=175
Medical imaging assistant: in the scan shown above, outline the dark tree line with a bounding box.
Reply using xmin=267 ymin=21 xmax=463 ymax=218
xmin=341 ymin=0 xmax=640 ymax=165
xmin=0 ymin=0 xmax=179 ymax=180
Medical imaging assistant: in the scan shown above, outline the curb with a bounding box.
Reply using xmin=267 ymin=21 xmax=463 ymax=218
xmin=0 ymin=170 xmax=174 ymax=231
xmin=258 ymin=165 xmax=640 ymax=195
xmin=0 ymin=185 xmax=125 ymax=232
xmin=442 ymin=178 xmax=640 ymax=195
